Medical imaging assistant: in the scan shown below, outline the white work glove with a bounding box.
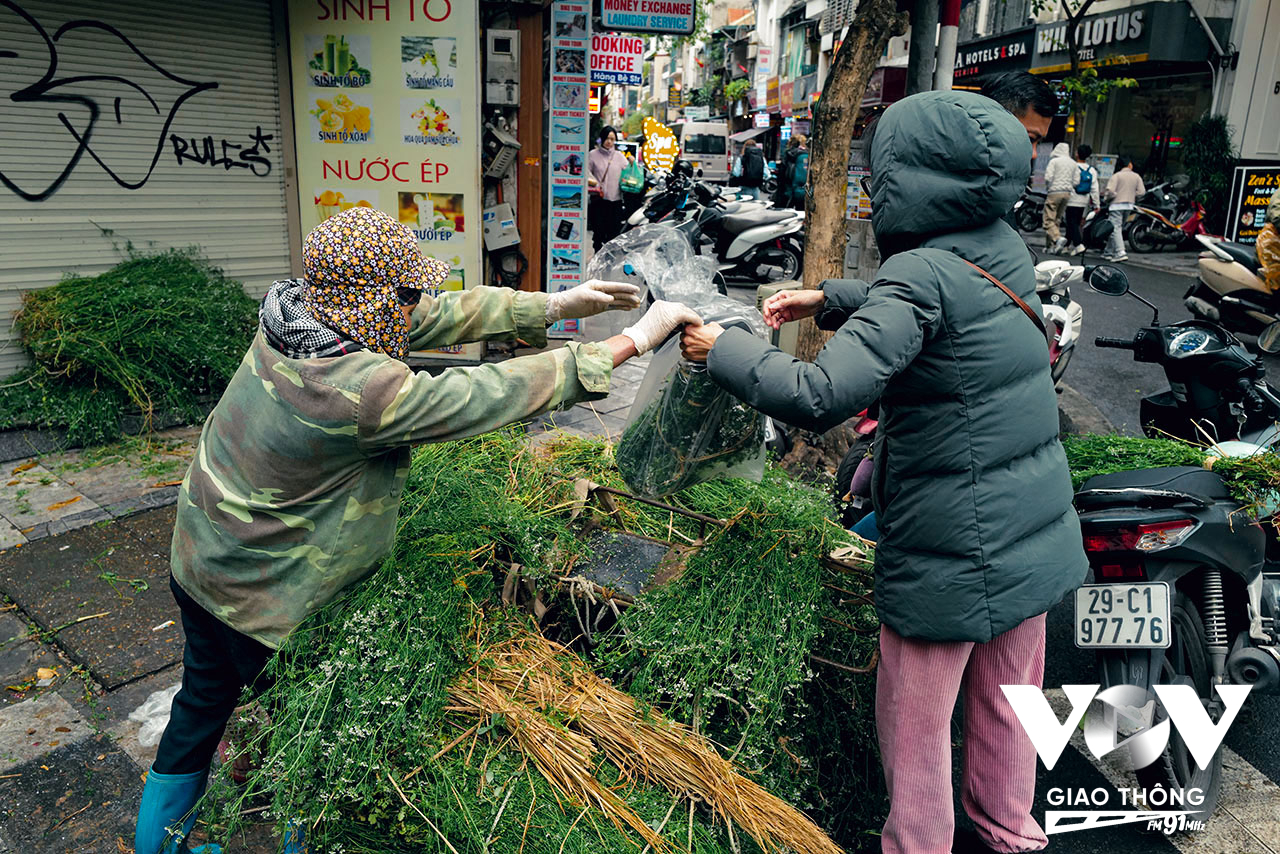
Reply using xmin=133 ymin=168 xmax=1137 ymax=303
xmin=545 ymin=279 xmax=644 ymax=323
xmin=621 ymin=301 xmax=703 ymax=355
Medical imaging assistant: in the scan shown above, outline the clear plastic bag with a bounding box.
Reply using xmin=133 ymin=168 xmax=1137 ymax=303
xmin=613 ymin=228 xmax=769 ymax=496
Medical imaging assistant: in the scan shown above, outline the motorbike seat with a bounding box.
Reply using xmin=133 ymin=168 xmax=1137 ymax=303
xmin=1076 ymin=466 xmax=1231 ymax=510
xmin=1217 ymin=241 xmax=1263 ymax=275
xmin=721 ymin=209 xmax=795 ymax=234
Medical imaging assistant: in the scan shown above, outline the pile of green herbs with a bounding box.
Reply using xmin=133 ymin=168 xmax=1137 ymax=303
xmin=206 ymin=429 xmax=883 ymax=853
xmin=0 ymin=249 xmax=256 ymax=446
xmin=1063 ymin=433 xmax=1280 ymax=513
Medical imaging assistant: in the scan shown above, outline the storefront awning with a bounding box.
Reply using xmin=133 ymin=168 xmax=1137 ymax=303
xmin=730 ymin=127 xmax=770 ymax=142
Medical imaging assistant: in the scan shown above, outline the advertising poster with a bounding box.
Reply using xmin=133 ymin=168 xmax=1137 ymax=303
xmin=845 ymin=165 xmax=871 ymax=221
xmin=547 ymin=0 xmax=592 ymax=338
xmin=289 ymin=1 xmax=480 ymax=360
xmin=1227 ymin=166 xmax=1280 ymax=245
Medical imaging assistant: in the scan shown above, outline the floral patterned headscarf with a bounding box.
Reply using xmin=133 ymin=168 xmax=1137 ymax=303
xmin=302 ymin=207 xmax=450 ymax=358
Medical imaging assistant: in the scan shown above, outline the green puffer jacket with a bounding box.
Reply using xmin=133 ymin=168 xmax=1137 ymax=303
xmin=707 ymin=91 xmax=1087 ymax=642
xmin=172 ymin=286 xmax=612 ymax=648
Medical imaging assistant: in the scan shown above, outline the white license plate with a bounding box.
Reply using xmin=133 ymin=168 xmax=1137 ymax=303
xmin=1074 ymin=583 xmax=1171 ymax=649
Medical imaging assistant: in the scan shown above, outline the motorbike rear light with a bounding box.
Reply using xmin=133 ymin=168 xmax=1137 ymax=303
xmin=1097 ymin=558 xmax=1147 ymax=580
xmin=1083 ymin=520 xmax=1198 ymax=554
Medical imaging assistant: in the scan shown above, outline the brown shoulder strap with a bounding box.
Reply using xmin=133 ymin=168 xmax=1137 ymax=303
xmin=962 ymin=259 xmax=1047 ymax=336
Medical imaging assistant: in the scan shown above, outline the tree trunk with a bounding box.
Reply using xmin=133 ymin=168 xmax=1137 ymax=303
xmin=1062 ymin=0 xmax=1099 ymax=145
xmin=795 ymin=0 xmax=908 ymax=362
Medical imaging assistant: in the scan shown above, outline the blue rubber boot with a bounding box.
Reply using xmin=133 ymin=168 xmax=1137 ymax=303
xmin=134 ymin=766 xmax=222 ymax=854
xmin=283 ymin=820 xmax=306 ymax=853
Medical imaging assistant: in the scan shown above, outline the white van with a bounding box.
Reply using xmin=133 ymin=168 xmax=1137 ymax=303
xmin=670 ymin=121 xmax=731 ymax=184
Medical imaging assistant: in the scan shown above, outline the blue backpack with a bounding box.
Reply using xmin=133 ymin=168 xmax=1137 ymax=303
xmin=1075 ymin=165 xmax=1093 ymax=195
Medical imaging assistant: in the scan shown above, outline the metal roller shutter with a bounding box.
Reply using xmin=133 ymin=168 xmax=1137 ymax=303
xmin=0 ymin=0 xmax=293 ymax=378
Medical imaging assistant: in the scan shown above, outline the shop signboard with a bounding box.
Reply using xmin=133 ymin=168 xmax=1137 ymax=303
xmin=792 ymin=74 xmax=815 ymax=113
xmin=590 ymin=32 xmax=644 ymax=85
xmin=1030 ymin=2 xmax=1220 ymax=74
xmin=547 ymin=0 xmax=592 ymax=337
xmin=684 ymin=105 xmax=710 ymax=121
xmin=766 ymin=77 xmax=780 ymax=113
xmin=288 ymin=0 xmax=480 ymax=359
xmin=597 ymin=0 xmax=695 ymax=35
xmin=953 ymin=27 xmax=1034 ymax=82
xmin=780 ymin=81 xmax=793 ymax=117
xmin=860 ymin=66 xmax=907 ymax=108
xmin=668 ymin=84 xmax=684 ymax=108
xmin=641 ymin=116 xmax=679 ymax=171
xmin=1226 ymin=166 xmax=1280 ymax=245
xmin=753 ymin=112 xmax=771 ymax=128
xmin=755 ymin=45 xmax=774 ymax=106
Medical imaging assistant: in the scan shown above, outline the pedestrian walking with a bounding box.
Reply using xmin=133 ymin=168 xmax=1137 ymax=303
xmin=1042 ymin=142 xmax=1075 ymax=252
xmin=680 ymin=90 xmax=1086 ymax=854
xmin=773 ymin=134 xmax=808 ymax=209
xmin=730 ymin=139 xmax=769 ymax=200
xmin=134 ymin=206 xmax=699 ymax=854
xmin=1103 ymin=157 xmax=1146 ymax=262
xmin=588 ymin=125 xmax=629 ymax=251
xmin=1066 ymin=144 xmax=1100 ymax=256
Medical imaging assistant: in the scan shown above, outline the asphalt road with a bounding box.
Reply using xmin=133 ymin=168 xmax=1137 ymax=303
xmin=1064 ymin=259 xmax=1280 ymax=436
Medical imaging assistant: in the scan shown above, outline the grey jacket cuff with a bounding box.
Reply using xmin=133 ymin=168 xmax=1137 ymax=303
xmin=816 ymin=278 xmax=871 ymax=331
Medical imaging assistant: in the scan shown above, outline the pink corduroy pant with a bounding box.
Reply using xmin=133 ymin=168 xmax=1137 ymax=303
xmin=876 ymin=613 xmax=1049 ymax=854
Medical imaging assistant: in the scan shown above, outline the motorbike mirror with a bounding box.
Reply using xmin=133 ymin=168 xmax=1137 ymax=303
xmin=1087 ymin=264 xmax=1129 ymax=297
xmin=1259 ymin=322 xmax=1280 ymax=354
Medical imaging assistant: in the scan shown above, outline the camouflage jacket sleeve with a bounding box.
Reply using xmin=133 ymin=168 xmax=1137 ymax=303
xmin=357 ymin=342 xmax=612 ymax=449
xmin=409 ymin=286 xmax=549 ymax=351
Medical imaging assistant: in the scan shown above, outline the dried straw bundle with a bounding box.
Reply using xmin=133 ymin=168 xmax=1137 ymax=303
xmin=458 ymin=627 xmax=845 ymax=854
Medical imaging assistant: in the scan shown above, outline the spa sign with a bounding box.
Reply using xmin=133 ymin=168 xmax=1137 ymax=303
xmin=288 ymin=0 xmax=481 ymax=359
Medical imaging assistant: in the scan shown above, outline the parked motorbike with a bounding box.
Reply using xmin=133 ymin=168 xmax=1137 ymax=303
xmin=1078 ymin=266 xmax=1280 ymax=818
xmin=1128 ymin=199 xmax=1213 ymax=253
xmin=1074 ymin=199 xmax=1117 ymax=253
xmin=621 ymin=165 xmax=805 ymax=283
xmin=1134 ymin=176 xmax=1189 ymax=221
xmin=1184 ymin=234 xmax=1274 ymax=338
xmin=1014 ymin=187 xmax=1046 ymax=234
xmin=1034 ymin=259 xmax=1085 ymax=384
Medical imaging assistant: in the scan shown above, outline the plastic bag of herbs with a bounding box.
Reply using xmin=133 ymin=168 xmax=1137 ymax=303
xmin=615 ymin=252 xmax=769 ymax=497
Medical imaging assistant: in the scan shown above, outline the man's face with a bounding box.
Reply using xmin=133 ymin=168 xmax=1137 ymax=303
xmin=1017 ymin=109 xmax=1052 ymax=148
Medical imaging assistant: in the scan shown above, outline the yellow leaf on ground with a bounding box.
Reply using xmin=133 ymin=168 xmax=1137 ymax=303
xmin=10 ymin=462 xmax=36 ymax=475
xmin=36 ymin=667 xmax=57 ymax=680
xmin=45 ymin=496 xmax=81 ymax=511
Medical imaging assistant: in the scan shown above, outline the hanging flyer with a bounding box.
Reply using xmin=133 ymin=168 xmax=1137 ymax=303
xmin=288 ymin=1 xmax=480 ymax=360
xmin=547 ymin=0 xmax=591 ymax=338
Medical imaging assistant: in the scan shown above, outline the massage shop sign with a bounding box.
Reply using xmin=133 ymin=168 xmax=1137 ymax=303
xmin=288 ymin=0 xmax=480 ymax=359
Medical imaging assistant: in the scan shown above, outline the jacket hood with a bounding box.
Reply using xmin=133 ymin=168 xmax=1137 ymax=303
xmin=1051 ymin=142 xmax=1071 ymax=159
xmin=869 ymin=91 xmax=1032 ymax=246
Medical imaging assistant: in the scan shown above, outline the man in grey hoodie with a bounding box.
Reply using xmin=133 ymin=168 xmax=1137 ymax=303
xmin=1041 ymin=142 xmax=1076 ymax=251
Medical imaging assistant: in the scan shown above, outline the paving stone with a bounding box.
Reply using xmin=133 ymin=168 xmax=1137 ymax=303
xmin=0 ymin=692 xmax=93 ymax=773
xmin=116 ymin=504 xmax=178 ymax=550
xmin=0 ymin=520 xmax=21 ymax=552
xmin=0 ymin=463 xmax=102 ymax=536
xmin=0 ymin=613 xmax=66 ymax=711
xmin=0 ymin=733 xmax=141 ymax=853
xmin=0 ymin=514 xmax=184 ymax=689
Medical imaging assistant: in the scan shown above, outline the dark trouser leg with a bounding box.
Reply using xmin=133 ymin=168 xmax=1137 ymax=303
xmin=1065 ymin=206 xmax=1084 ymax=246
xmin=152 ymin=576 xmax=273 ymax=775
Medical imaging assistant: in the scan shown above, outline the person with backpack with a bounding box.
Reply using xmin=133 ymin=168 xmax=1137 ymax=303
xmin=1065 ymin=144 xmax=1100 ymax=256
xmin=730 ymin=139 xmax=770 ymax=200
xmin=1041 ymin=142 xmax=1076 ymax=252
xmin=773 ymin=134 xmax=808 ymax=209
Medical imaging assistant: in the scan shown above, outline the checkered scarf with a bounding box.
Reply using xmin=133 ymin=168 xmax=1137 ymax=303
xmin=259 ymin=278 xmax=361 ymax=359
